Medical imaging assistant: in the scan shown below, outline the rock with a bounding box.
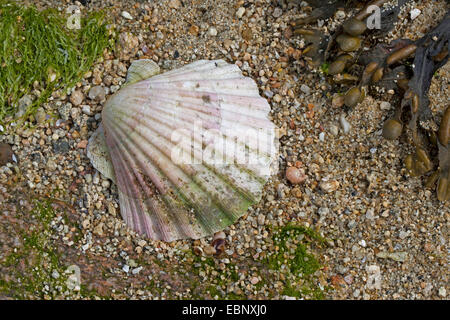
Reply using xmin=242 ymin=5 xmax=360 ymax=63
xmin=118 ymin=32 xmax=139 ymax=60
xmin=168 ymin=0 xmax=181 ymax=9
xmin=53 ymin=140 xmax=70 ymax=154
xmin=376 ymin=251 xmax=408 ymax=262
xmin=204 ymin=245 xmax=217 ymax=256
xmin=71 ymin=107 xmax=81 ymax=122
xmin=300 ymin=84 xmax=311 ymax=95
xmin=89 ymin=86 xmax=106 ymax=101
xmin=438 ymin=286 xmax=446 ymax=297
xmin=286 ymin=167 xmax=306 ymax=184
xmin=82 ymin=105 xmax=92 ymax=115
xmin=273 ymin=94 xmax=282 ymax=103
xmin=46 ymin=159 xmax=57 ymax=171
xmin=208 ymin=27 xmax=217 ymax=36
xmin=236 ymin=7 xmax=245 ymax=18
xmin=58 ymin=103 xmax=72 ymax=121
xmin=121 ymin=11 xmax=133 ymax=20
xmin=320 ymin=180 xmax=340 ymax=193
xmin=70 ymin=90 xmax=84 ymax=106
xmin=257 ymin=214 xmax=265 ymax=226
xmin=15 ymin=95 xmax=33 ymax=118
xmin=189 ymin=25 xmax=199 ymax=36
xmin=272 ymin=7 xmax=283 ymax=18
xmin=365 ymin=265 xmax=381 ymax=290
xmin=77 ymin=140 xmax=88 ymax=149
xmin=250 ymin=277 xmax=259 ymax=285
xmin=329 ymin=124 xmax=339 ymax=136
xmin=410 ymin=8 xmax=421 ymax=20
xmin=132 ymin=267 xmax=143 ymax=275
xmin=332 ymin=94 xmax=345 ymax=107
xmin=339 ymin=114 xmax=351 ymax=133
xmin=380 ymin=101 xmax=391 ymax=110
xmin=0 ymin=143 xmax=13 ymax=166
xmin=122 ymin=265 xmax=130 ymax=273
xmin=365 ymin=208 xmax=376 ymax=220
xmin=35 ymin=108 xmax=47 ymax=124
xmin=93 ymin=222 xmax=104 ymax=236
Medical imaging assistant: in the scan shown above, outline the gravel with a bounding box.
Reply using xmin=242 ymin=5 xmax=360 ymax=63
xmin=0 ymin=0 xmax=448 ymax=300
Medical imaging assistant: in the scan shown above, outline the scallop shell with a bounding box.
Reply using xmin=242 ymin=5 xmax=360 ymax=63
xmin=88 ymin=59 xmax=278 ymax=241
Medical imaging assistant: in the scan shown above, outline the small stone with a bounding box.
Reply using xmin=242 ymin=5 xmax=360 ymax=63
xmin=285 ymin=167 xmax=306 ymax=185
xmin=0 ymin=143 xmax=13 ymax=166
xmin=15 ymin=95 xmax=33 ymax=118
xmin=46 ymin=159 xmax=57 ymax=171
xmin=366 ymin=208 xmax=376 ymax=220
xmin=168 ymin=0 xmax=181 ymax=9
xmin=93 ymin=222 xmax=104 ymax=236
xmin=320 ymin=180 xmax=340 ymax=193
xmin=189 ymin=25 xmax=199 ymax=36
xmin=438 ymin=287 xmax=446 ymax=297
xmin=257 ymin=214 xmax=265 ymax=226
xmin=51 ymin=270 xmax=60 ymax=279
xmin=376 ymin=251 xmax=408 ymax=262
xmin=58 ymin=103 xmax=72 ymax=121
xmin=208 ymin=27 xmax=217 ymax=36
xmin=89 ymin=86 xmax=106 ymax=101
xmin=380 ymin=101 xmax=391 ymax=110
xmin=53 ymin=141 xmax=70 ymax=154
xmin=410 ymin=8 xmax=421 ymax=20
xmin=332 ymin=94 xmax=345 ymax=107
xmin=204 ymin=245 xmax=217 ymax=256
xmin=300 ymin=84 xmax=311 ymax=95
xmin=339 ymin=114 xmax=351 ymax=133
xmin=122 ymin=265 xmax=130 ymax=273
xmin=273 ymin=94 xmax=282 ymax=103
xmin=77 ymin=140 xmax=88 ymax=149
xmin=81 ymin=105 xmax=91 ymax=115
xmin=121 ymin=11 xmax=133 ymax=20
xmin=236 ymin=7 xmax=245 ymax=18
xmin=272 ymin=7 xmax=283 ymax=18
xmin=329 ymin=124 xmax=339 ymax=136
xmin=319 ymin=132 xmax=325 ymax=141
xmin=359 ymin=239 xmax=367 ymax=247
xmin=70 ymin=90 xmax=84 ymax=106
xmin=132 ymin=267 xmax=143 ymax=275
xmin=35 ymin=108 xmax=47 ymax=124
xmin=250 ymin=277 xmax=259 ymax=285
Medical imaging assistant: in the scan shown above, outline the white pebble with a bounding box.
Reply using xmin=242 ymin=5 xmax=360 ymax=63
xmin=410 ymin=8 xmax=421 ymax=20
xmin=121 ymin=11 xmax=133 ymax=20
xmin=208 ymin=27 xmax=217 ymax=36
xmin=339 ymin=114 xmax=351 ymax=133
xmin=236 ymin=7 xmax=245 ymax=18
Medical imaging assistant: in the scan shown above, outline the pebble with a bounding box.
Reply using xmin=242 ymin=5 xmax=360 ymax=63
xmin=339 ymin=114 xmax=351 ymax=133
xmin=168 ymin=0 xmax=181 ymax=9
xmin=438 ymin=287 xmax=446 ymax=297
xmin=300 ymin=84 xmax=311 ymax=95
xmin=250 ymin=277 xmax=259 ymax=285
xmin=376 ymin=251 xmax=408 ymax=262
xmin=88 ymin=86 xmax=106 ymax=101
xmin=208 ymin=27 xmax=218 ymax=37
xmin=70 ymin=90 xmax=84 ymax=106
xmin=122 ymin=264 xmax=130 ymax=273
xmin=320 ymin=180 xmax=340 ymax=193
xmin=82 ymin=105 xmax=92 ymax=116
xmin=121 ymin=11 xmax=133 ymax=20
xmin=236 ymin=7 xmax=245 ymax=18
xmin=272 ymin=7 xmax=283 ymax=18
xmin=58 ymin=103 xmax=72 ymax=121
xmin=285 ymin=167 xmax=306 ymax=185
xmin=380 ymin=101 xmax=391 ymax=110
xmin=410 ymin=8 xmax=421 ymax=20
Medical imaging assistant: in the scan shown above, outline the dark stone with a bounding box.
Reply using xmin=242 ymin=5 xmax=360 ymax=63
xmin=53 ymin=140 xmax=70 ymax=154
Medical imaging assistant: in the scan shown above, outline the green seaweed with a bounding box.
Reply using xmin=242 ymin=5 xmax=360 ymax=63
xmin=0 ymin=0 xmax=112 ymax=123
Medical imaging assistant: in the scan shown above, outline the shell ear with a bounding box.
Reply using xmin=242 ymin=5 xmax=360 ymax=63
xmin=87 ymin=124 xmax=116 ymax=183
xmin=125 ymin=59 xmax=160 ymax=85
